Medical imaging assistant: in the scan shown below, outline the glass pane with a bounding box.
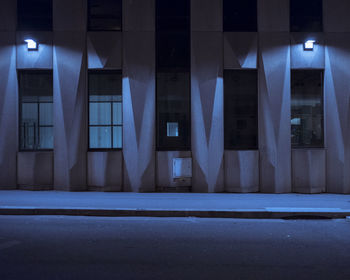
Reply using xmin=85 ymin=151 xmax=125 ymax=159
xmin=113 ymin=126 xmax=122 ymax=148
xmin=89 ymin=102 xmax=111 ymax=125
xmin=39 ymin=127 xmax=53 ymax=149
xmin=89 ymin=126 xmax=112 ymax=148
xmin=113 ymin=102 xmax=122 ymax=125
xmin=88 ymin=0 xmax=122 ymax=31
xmin=157 ymin=71 xmax=190 ymax=150
xmin=291 ymin=70 xmax=323 ymax=147
xmin=223 ymin=0 xmax=257 ymax=32
xmin=224 ymin=70 xmax=258 ymax=149
xmin=20 ymin=123 xmax=36 ymax=150
xmin=167 ymin=122 xmax=179 ymax=137
xmin=21 ymin=103 xmax=38 ymax=124
xmin=39 ymin=103 xmax=53 ymax=126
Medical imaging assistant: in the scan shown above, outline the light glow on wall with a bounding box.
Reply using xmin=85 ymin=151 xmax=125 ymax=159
xmin=304 ymin=40 xmax=315 ymax=51
xmin=24 ymin=39 xmax=38 ymax=50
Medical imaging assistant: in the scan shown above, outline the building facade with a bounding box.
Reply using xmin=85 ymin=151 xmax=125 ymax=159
xmin=0 ymin=0 xmax=350 ymax=193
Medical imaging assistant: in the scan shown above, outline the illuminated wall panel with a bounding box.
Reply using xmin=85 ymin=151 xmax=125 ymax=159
xmin=290 ymin=33 xmax=325 ymax=69
xmin=191 ymin=31 xmax=224 ymax=192
xmin=292 ymin=149 xmax=325 ymax=193
xmin=17 ymin=151 xmax=53 ymax=188
xmin=87 ymin=151 xmax=123 ymax=191
xmin=16 ymin=32 xmax=53 ymax=69
xmin=87 ymin=32 xmax=122 ymax=69
xmin=259 ymin=33 xmax=291 ymax=193
xmin=224 ymin=32 xmax=257 ymax=69
xmin=0 ymin=32 xmax=17 ymax=189
xmin=325 ymin=33 xmax=350 ymax=193
xmin=123 ymin=31 xmax=155 ymax=192
xmin=225 ymin=151 xmax=259 ymax=193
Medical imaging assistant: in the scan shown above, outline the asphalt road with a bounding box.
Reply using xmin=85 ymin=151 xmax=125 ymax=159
xmin=0 ymin=216 xmax=350 ymax=280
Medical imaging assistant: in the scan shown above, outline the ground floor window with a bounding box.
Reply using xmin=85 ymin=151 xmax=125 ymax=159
xmin=88 ymin=70 xmax=122 ymax=149
xmin=156 ymin=70 xmax=191 ymax=150
xmin=291 ymin=69 xmax=324 ymax=148
xmin=19 ymin=70 xmax=53 ymax=150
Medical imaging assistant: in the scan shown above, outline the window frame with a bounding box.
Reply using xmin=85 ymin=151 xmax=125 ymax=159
xmin=291 ymin=69 xmax=324 ymax=149
xmin=224 ymin=69 xmax=259 ymax=150
xmin=18 ymin=69 xmax=53 ymax=151
xmin=88 ymin=69 xmax=123 ymax=151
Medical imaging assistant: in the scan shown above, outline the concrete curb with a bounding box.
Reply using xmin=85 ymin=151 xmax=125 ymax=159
xmin=1 ymin=207 xmax=350 ymax=219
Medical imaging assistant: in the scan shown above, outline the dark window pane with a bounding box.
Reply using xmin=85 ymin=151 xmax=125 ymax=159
xmin=19 ymin=71 xmax=53 ymax=150
xmin=88 ymin=71 xmax=122 ymax=149
xmin=224 ymin=70 xmax=258 ymax=149
xmin=290 ymin=0 xmax=323 ymax=32
xmin=17 ymin=0 xmax=52 ymax=30
xmin=156 ymin=32 xmax=190 ymax=69
xmin=291 ymin=70 xmax=324 ymax=147
xmin=157 ymin=71 xmax=190 ymax=150
xmin=223 ymin=0 xmax=257 ymax=32
xmin=156 ymin=0 xmax=190 ymax=31
xmin=88 ymin=0 xmax=122 ymax=31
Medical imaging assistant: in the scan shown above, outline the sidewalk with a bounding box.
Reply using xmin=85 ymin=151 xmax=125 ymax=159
xmin=0 ymin=190 xmax=350 ymax=219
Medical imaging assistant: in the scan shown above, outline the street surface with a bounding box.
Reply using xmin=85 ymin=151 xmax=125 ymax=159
xmin=0 ymin=216 xmax=350 ymax=280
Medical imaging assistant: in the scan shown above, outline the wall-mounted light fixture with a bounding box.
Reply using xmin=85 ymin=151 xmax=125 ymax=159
xmin=304 ymin=40 xmax=315 ymax=51
xmin=24 ymin=39 xmax=38 ymax=51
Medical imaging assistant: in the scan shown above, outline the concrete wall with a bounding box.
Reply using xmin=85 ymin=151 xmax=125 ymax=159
xmin=53 ymin=0 xmax=87 ymax=190
xmin=1 ymin=0 xmax=350 ymax=193
xmin=123 ymin=0 xmax=155 ymax=192
xmin=0 ymin=1 xmax=17 ymax=189
xmin=17 ymin=152 xmax=53 ymax=189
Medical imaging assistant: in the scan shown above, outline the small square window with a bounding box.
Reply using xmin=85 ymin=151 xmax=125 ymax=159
xmin=167 ymin=122 xmax=179 ymax=137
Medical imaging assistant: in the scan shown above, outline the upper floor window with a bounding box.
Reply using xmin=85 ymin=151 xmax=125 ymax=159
xmin=19 ymin=71 xmax=53 ymax=150
xmin=224 ymin=70 xmax=258 ymax=149
xmin=223 ymin=0 xmax=257 ymax=32
xmin=156 ymin=0 xmax=190 ymax=32
xmin=291 ymin=70 xmax=324 ymax=148
xmin=290 ymin=0 xmax=323 ymax=32
xmin=17 ymin=0 xmax=52 ymax=31
xmin=88 ymin=71 xmax=122 ymax=149
xmin=88 ymin=0 xmax=122 ymax=31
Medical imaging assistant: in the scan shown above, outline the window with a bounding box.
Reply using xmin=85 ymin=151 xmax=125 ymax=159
xmin=157 ymin=71 xmax=190 ymax=150
xmin=290 ymin=0 xmax=323 ymax=32
xmin=88 ymin=0 xmax=122 ymax=31
xmin=17 ymin=0 xmax=52 ymax=30
xmin=19 ymin=71 xmax=53 ymax=150
xmin=224 ymin=70 xmax=258 ymax=150
xmin=291 ymin=70 xmax=324 ymax=148
xmin=156 ymin=0 xmax=190 ymax=150
xmin=223 ymin=0 xmax=257 ymax=32
xmin=88 ymin=71 xmax=122 ymax=149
